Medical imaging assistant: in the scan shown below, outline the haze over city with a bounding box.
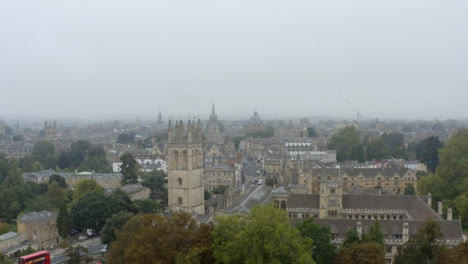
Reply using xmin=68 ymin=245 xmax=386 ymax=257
xmin=1 ymin=0 xmax=468 ymax=121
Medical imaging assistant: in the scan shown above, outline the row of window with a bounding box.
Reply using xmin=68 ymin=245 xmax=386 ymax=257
xmin=342 ymin=214 xmax=405 ymax=220
xmin=206 ymin=179 xmax=232 ymax=185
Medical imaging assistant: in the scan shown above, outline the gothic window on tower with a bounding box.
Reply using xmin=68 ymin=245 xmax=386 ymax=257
xmin=178 ymin=178 xmax=182 ymax=186
xmin=178 ymin=197 xmax=183 ymax=205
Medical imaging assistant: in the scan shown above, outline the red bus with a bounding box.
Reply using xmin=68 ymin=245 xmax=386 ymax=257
xmin=18 ymin=251 xmax=50 ymax=264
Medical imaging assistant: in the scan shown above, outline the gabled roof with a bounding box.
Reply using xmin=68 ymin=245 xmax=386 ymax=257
xmin=342 ymin=195 xmax=441 ymax=220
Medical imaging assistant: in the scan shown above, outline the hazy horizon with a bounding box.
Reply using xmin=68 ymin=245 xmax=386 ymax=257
xmin=1 ymin=0 xmax=467 ymax=121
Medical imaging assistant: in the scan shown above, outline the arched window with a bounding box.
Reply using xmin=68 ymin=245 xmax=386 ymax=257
xmin=178 ymin=178 xmax=183 ymax=186
xmin=281 ymin=200 xmax=286 ymax=210
xmin=178 ymin=197 xmax=183 ymax=205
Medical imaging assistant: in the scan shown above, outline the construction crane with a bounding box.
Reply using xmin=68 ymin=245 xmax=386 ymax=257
xmin=344 ymin=97 xmax=364 ymax=122
xmin=337 ymin=89 xmax=363 ymax=122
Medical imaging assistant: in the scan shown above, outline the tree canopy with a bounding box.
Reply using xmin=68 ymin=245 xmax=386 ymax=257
xmin=297 ymin=219 xmax=336 ymax=264
xmin=100 ymin=211 xmax=134 ymax=246
xmin=212 ymin=205 xmax=315 ymax=264
xmin=57 ymin=141 xmax=110 ymax=172
xmin=395 ymin=219 xmax=444 ymax=264
xmin=330 ymin=126 xmax=364 ymax=162
xmin=70 ymin=191 xmax=137 ymax=232
xmin=107 ymin=212 xmax=214 ymax=264
xmin=72 ymin=179 xmax=104 ymax=202
xmin=417 ymin=130 xmax=468 ymax=225
xmin=32 ymin=140 xmax=56 ymax=169
xmin=336 ymin=242 xmax=385 ymax=264
xmin=120 ymin=153 xmax=139 ymax=184
xmin=57 ymin=205 xmax=71 ymax=239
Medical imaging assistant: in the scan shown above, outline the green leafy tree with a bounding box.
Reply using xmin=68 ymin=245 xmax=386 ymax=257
xmin=19 ymin=246 xmax=35 ymax=256
xmin=435 ymin=240 xmax=468 ymax=264
xmin=330 ymin=126 xmax=364 ymax=162
xmin=297 ymin=218 xmax=336 ymax=264
xmin=395 ymin=219 xmax=444 ymax=264
xmin=32 ymin=161 xmax=42 ymax=172
xmin=120 ymin=153 xmax=138 ymax=184
xmin=134 ymin=199 xmax=161 ymax=214
xmin=72 ymin=179 xmax=104 ymax=202
xmin=46 ymin=181 xmax=70 ymax=209
xmin=362 ymin=221 xmax=384 ymax=247
xmin=32 ymin=140 xmax=56 ymax=169
xmin=3 ymin=164 xmax=23 ymax=188
xmin=49 ymin=174 xmax=67 ymax=188
xmin=212 ymin=205 xmax=315 ymax=264
xmin=0 ymin=153 xmax=10 ymax=182
xmin=71 ymin=192 xmax=137 ymax=232
xmin=84 ymin=146 xmax=110 ymax=172
xmin=141 ymin=170 xmax=166 ymax=194
xmin=453 ymin=195 xmax=468 ymax=224
xmin=0 ymin=252 xmax=12 ymax=264
xmin=0 ymin=222 xmax=10 ymax=235
xmin=342 ymin=228 xmax=360 ymax=248
xmin=107 ymin=212 xmax=214 ymax=264
xmin=418 ymin=136 xmax=443 ymax=173
xmin=117 ymin=132 xmax=136 ymax=144
xmin=417 ymin=130 xmax=468 ymax=224
xmin=404 ymin=184 xmax=415 ymax=195
xmin=19 ymin=155 xmax=36 ymax=172
xmin=100 ymin=211 xmax=134 ymax=245
xmin=336 ymin=242 xmax=385 ymax=264
xmin=365 ymin=138 xmax=386 ymax=160
xmin=57 ymin=205 xmax=71 ymax=239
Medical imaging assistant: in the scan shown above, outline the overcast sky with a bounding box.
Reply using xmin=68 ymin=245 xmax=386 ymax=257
xmin=1 ymin=0 xmax=467 ymax=121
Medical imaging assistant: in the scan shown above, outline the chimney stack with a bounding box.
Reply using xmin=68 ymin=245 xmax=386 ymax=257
xmin=447 ymin=208 xmax=452 ymax=220
xmin=428 ymin=193 xmax=432 ymax=208
xmin=438 ymin=201 xmax=443 ymax=216
xmin=402 ymin=222 xmax=409 ymax=243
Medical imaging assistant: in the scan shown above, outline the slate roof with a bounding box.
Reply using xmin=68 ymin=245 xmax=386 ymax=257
xmin=309 ymin=168 xmax=411 ymax=178
xmin=342 ymin=195 xmax=441 ymax=220
xmin=205 ymin=164 xmax=235 ymax=172
xmin=286 ymin=192 xmax=440 ymax=221
xmin=288 ymin=194 xmax=320 ymax=209
xmin=0 ymin=232 xmax=18 ymax=241
xmin=19 ymin=211 xmax=57 ymax=222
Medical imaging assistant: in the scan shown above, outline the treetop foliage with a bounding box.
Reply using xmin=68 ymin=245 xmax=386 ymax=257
xmin=212 ymin=206 xmax=315 ymax=264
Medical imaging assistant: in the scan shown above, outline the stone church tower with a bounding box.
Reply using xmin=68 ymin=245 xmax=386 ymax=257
xmin=319 ymin=179 xmax=343 ymax=218
xmin=205 ymin=104 xmax=223 ymax=145
xmin=167 ymin=119 xmax=205 ymax=214
xmin=44 ymin=120 xmax=56 ymax=140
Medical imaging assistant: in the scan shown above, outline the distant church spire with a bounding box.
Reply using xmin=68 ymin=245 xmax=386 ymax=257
xmin=212 ymin=103 xmax=215 ymax=115
xmin=157 ymin=109 xmax=163 ymax=124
